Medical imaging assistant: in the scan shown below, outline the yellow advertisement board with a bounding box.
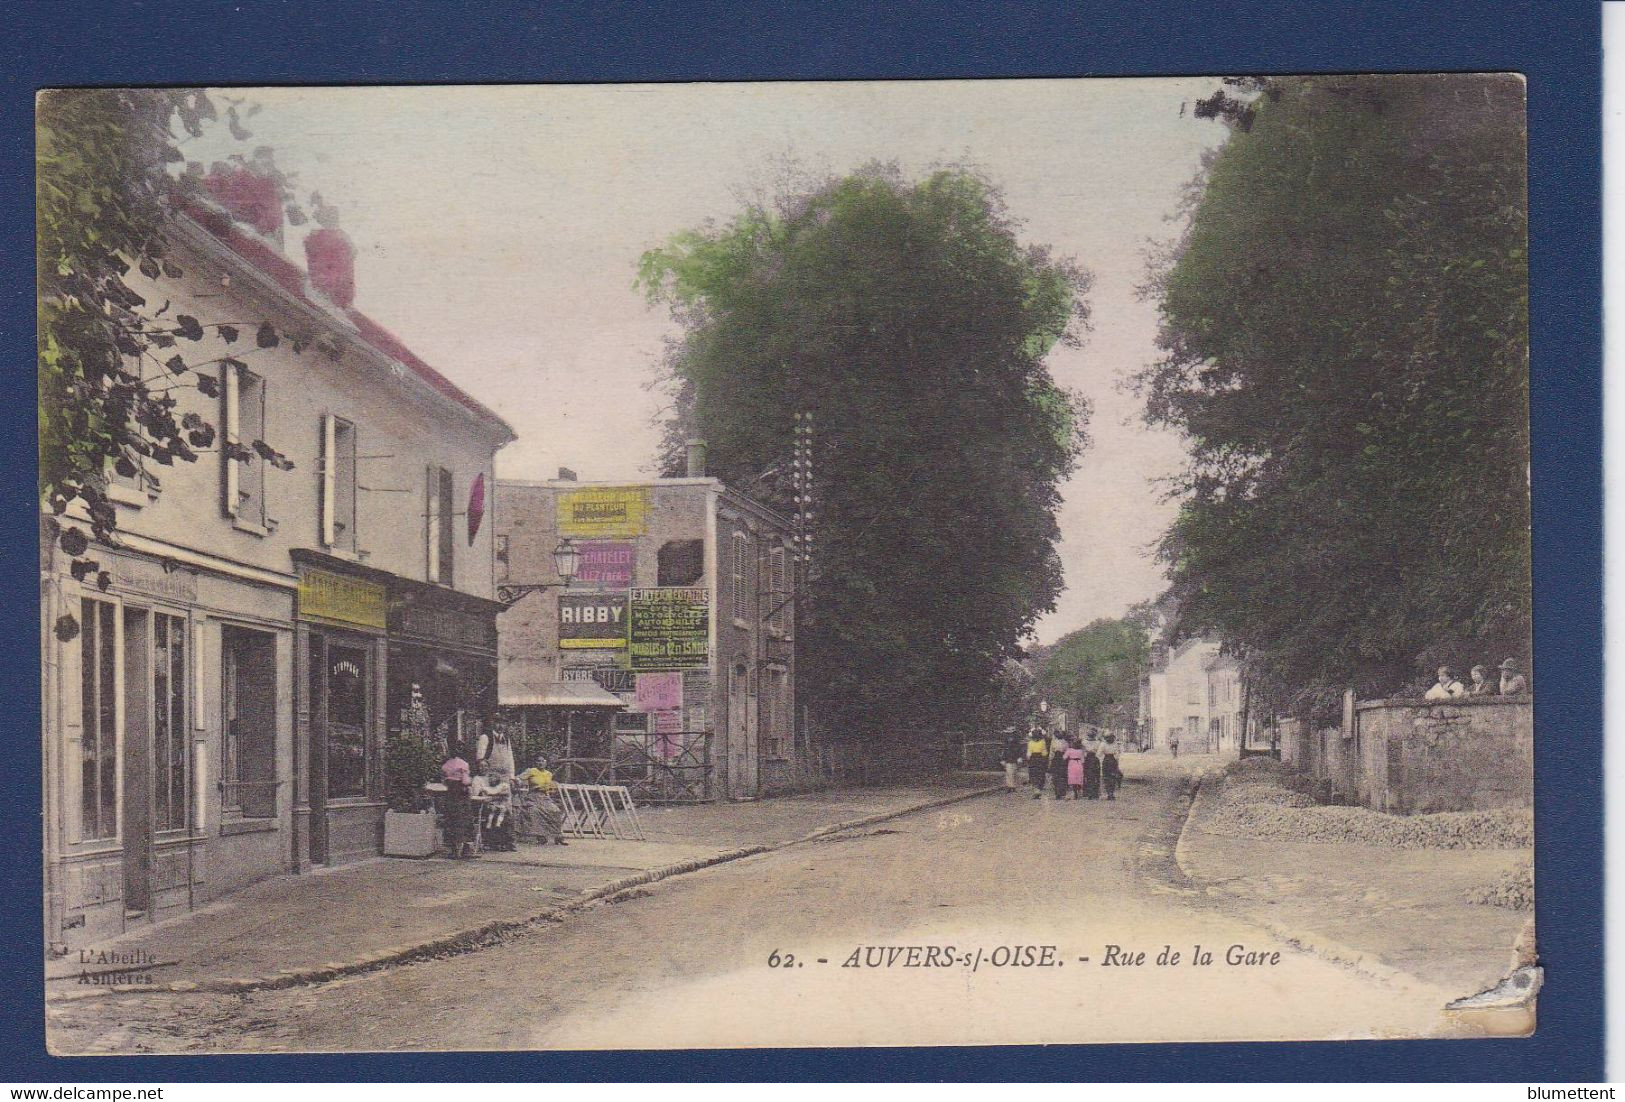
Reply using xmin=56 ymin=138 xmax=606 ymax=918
xmin=556 ymin=486 xmax=650 ymax=538
xmin=297 ymin=569 xmax=387 ymax=630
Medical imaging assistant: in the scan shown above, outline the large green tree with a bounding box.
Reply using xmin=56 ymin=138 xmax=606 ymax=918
xmin=1032 ymin=614 xmax=1150 ymax=730
xmin=639 ymin=166 xmax=1091 ymax=744
xmin=1139 ymin=75 xmax=1529 ymax=706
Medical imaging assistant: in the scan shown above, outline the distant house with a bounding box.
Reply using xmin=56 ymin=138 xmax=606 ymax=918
xmin=42 ymin=167 xmax=514 ymax=950
xmin=1139 ymin=634 xmax=1245 ymax=754
xmin=494 ymin=451 xmax=817 ymax=801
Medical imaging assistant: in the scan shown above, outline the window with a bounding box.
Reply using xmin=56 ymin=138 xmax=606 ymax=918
xmin=223 ymin=365 xmax=267 ymax=526
xmin=613 ymin=712 xmax=651 ymax=735
xmin=222 ymin=626 xmax=277 ymax=819
xmin=657 ymin=539 xmax=703 ymax=586
xmin=108 ymin=440 xmax=152 ymax=504
xmin=494 ymin=534 xmax=510 ymax=582
xmin=152 ymin=613 xmax=189 ymax=832
xmin=730 ymin=531 xmax=748 ymax=621
xmin=426 ymin=466 xmax=454 ymax=585
xmin=768 ymin=546 xmax=787 ymax=632
xmin=322 ymin=415 xmax=358 ymax=552
xmin=79 ymin=597 xmax=118 ymax=841
xmin=326 ymin=644 xmax=368 ymax=798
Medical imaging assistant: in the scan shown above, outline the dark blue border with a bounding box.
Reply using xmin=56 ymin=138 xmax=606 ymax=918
xmin=2 ymin=0 xmax=1603 ymax=1082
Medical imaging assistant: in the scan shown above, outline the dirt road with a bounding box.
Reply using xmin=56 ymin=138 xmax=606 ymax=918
xmin=48 ymin=758 xmax=1462 ymax=1053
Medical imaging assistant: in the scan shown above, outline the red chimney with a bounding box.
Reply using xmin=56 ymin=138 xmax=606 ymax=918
xmin=304 ymin=226 xmax=356 ymax=308
xmin=201 ymin=165 xmax=282 ymax=239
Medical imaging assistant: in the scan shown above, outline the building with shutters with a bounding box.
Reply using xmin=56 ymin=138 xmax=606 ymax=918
xmin=494 ymin=461 xmax=814 ymax=801
xmin=41 ymin=164 xmax=515 ymax=951
xmin=1139 ymin=634 xmax=1246 ymax=754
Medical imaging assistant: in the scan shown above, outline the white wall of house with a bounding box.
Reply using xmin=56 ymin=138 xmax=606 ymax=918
xmin=43 ymin=199 xmax=512 ymax=949
xmin=110 ymin=217 xmax=507 ymax=597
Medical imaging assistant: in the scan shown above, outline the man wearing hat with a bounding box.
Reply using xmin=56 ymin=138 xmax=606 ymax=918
xmin=1498 ymin=659 xmax=1529 ymax=695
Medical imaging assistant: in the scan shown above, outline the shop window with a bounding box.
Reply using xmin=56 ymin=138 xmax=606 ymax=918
xmin=657 ymin=539 xmax=703 ymax=586
xmin=79 ymin=597 xmax=118 ymax=841
xmin=224 ymin=365 xmax=267 ymax=525
xmin=326 ymin=644 xmax=369 ymax=798
xmin=222 ymin=626 xmax=277 ymax=819
xmin=152 ymin=613 xmax=189 ymax=832
xmin=426 ymin=466 xmax=454 ymax=585
xmin=322 ymin=415 xmax=358 ymax=552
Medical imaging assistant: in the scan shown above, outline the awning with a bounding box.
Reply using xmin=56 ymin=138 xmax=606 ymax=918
xmin=500 ymin=680 xmax=628 ymax=709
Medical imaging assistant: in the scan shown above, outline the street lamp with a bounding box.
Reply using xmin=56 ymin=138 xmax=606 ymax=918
xmin=496 ymin=538 xmax=581 ymax=608
xmin=552 ymin=537 xmax=580 ymax=583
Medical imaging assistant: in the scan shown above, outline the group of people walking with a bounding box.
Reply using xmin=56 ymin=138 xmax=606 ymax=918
xmin=1001 ymin=728 xmax=1123 ymax=802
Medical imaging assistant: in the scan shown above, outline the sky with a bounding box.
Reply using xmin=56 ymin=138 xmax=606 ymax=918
xmin=191 ymin=80 xmax=1226 ymax=644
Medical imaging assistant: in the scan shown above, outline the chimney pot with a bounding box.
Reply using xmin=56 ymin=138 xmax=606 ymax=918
xmin=685 ymin=439 xmax=708 ymax=478
xmin=304 ymin=225 xmax=356 ymax=309
xmin=201 ymin=164 xmax=283 ymax=241
xmin=557 ymin=467 xmax=577 ymax=482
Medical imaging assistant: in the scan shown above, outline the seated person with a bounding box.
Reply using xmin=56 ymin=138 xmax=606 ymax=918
xmin=515 ymin=758 xmax=568 ymax=846
xmin=471 ymin=763 xmax=514 ymax=852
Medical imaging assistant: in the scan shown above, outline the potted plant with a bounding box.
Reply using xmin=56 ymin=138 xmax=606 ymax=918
xmin=383 ymin=713 xmax=441 ymax=857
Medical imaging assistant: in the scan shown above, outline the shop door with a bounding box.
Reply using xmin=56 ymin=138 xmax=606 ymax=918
xmin=728 ymin=661 xmax=758 ymax=797
xmin=309 ymin=636 xmax=370 ymax=865
xmin=121 ymin=609 xmax=152 ymax=917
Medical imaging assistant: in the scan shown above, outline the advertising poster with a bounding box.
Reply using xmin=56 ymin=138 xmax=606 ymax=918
xmin=557 ymin=592 xmax=628 ymax=649
xmin=628 ymin=586 xmax=710 ymax=670
xmin=635 ymin=671 xmax=684 ymax=712
xmin=653 ymin=709 xmax=684 ymax=759
xmin=556 ymin=486 xmax=649 ymax=538
xmin=576 ymin=540 xmax=635 ymax=587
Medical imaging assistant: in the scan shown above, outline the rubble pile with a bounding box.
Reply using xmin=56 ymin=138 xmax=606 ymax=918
xmin=1468 ymin=861 xmax=1535 ymax=911
xmin=1202 ymin=771 xmax=1533 ymax=850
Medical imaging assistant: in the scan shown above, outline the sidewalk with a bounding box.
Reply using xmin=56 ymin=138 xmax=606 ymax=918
xmin=1176 ymin=771 xmax=1532 ymax=1001
xmin=47 ymin=777 xmax=996 ymax=999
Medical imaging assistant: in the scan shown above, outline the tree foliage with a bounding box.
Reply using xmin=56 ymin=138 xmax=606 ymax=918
xmin=38 ymin=89 xmax=297 ymax=624
xmin=1032 ymin=614 xmax=1150 ymax=729
xmin=639 ymin=165 xmax=1092 ymax=741
xmin=1139 ymin=75 xmax=1530 ymax=705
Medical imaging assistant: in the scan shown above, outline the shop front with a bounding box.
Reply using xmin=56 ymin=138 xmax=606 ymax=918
xmin=44 ymin=544 xmax=296 ymax=949
xmin=292 ymin=551 xmax=389 ymax=869
xmin=386 ymin=577 xmax=502 ymax=762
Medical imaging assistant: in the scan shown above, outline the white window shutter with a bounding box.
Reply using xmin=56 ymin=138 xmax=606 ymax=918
xmin=426 ymin=465 xmax=439 ymax=581
xmin=223 ymin=365 xmax=240 ymax=516
xmin=321 ymin=414 xmax=336 ymax=547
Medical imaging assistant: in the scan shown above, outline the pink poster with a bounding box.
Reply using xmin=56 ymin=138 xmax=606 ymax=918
xmin=635 ymin=671 xmax=683 ymax=713
xmin=653 ymin=710 xmax=683 ymax=759
xmin=576 ymin=541 xmax=634 ymax=587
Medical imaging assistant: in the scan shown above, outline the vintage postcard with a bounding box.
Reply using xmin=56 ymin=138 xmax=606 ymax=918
xmin=38 ymin=76 xmax=1533 ymax=1053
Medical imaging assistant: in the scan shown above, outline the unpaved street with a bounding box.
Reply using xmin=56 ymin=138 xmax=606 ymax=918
xmin=49 ymin=759 xmax=1465 ymax=1053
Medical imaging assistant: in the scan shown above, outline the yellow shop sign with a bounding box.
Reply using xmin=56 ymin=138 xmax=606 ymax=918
xmin=298 ymin=569 xmax=387 ymax=630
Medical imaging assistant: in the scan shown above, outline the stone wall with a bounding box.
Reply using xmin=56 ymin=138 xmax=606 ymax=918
xmin=1354 ymin=696 xmax=1532 ymax=814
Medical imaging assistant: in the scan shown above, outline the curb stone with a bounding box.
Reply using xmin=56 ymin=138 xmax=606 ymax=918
xmin=49 ymin=784 xmax=1001 ymax=1001
xmin=1136 ymin=771 xmax=1204 ymax=896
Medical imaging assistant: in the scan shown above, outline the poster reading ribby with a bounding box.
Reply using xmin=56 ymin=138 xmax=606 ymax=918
xmin=38 ymin=75 xmax=1533 ymax=1053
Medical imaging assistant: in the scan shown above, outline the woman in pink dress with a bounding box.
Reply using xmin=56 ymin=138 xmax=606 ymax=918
xmin=1064 ymin=737 xmax=1085 ymax=800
